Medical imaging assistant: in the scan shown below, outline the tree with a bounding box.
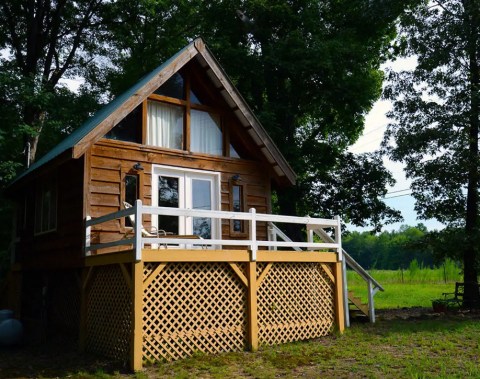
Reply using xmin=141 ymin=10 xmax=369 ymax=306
xmin=343 ymin=224 xmax=434 ymax=270
xmin=202 ymin=1 xmax=412 ymax=233
xmin=0 ymin=0 xmax=107 ymax=165
xmin=383 ymin=0 xmax=480 ymax=306
xmin=103 ymin=0 xmax=413 ymax=233
xmin=0 ymin=1 xmax=105 ymax=276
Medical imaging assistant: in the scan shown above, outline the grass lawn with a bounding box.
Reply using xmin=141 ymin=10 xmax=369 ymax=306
xmin=146 ymin=314 xmax=480 ymax=379
xmin=349 ymin=282 xmax=454 ymax=309
xmin=2 ymin=311 xmax=477 ymax=379
xmin=347 ymin=269 xmax=463 ymax=309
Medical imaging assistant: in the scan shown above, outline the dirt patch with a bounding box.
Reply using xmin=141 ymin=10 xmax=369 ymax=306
xmin=376 ymin=306 xmax=480 ymax=321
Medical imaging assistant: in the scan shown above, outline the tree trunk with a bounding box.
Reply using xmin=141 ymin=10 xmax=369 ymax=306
xmin=463 ymin=0 xmax=480 ymax=308
xmin=277 ymin=186 xmax=304 ymax=242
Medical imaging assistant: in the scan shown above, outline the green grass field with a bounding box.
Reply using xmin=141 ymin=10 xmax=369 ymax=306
xmin=347 ymin=262 xmax=465 ymax=309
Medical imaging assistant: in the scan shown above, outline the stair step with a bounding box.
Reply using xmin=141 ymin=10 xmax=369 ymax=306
xmin=348 ymin=290 xmax=369 ymax=316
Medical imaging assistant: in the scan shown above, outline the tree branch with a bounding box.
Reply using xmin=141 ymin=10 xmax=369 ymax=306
xmin=43 ymin=0 xmax=67 ymax=85
xmin=2 ymin=2 xmax=26 ymax=70
xmin=48 ymin=0 xmax=101 ymax=88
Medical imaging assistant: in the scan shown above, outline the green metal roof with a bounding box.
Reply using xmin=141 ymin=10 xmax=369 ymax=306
xmin=10 ymin=40 xmax=195 ymax=186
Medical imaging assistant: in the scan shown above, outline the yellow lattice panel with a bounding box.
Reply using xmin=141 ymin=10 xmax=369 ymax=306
xmin=257 ymin=262 xmax=335 ymax=346
xmin=142 ymin=262 xmax=248 ymax=362
xmin=86 ymin=264 xmax=132 ymax=361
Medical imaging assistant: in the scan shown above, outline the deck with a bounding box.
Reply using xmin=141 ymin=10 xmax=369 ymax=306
xmin=80 ymin=201 xmax=345 ymax=369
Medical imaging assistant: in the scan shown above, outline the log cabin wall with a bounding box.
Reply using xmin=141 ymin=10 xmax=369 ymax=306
xmin=87 ymin=139 xmax=272 ymax=253
xmin=14 ymin=157 xmax=85 ymax=268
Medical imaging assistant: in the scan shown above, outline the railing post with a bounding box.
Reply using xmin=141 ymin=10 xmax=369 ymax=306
xmin=134 ymin=200 xmax=143 ymax=262
xmin=85 ymin=215 xmax=91 ymax=257
xmin=268 ymin=224 xmax=276 ymax=251
xmin=249 ymin=208 xmax=257 ymax=261
xmin=368 ymin=280 xmax=375 ymax=323
xmin=307 ymin=228 xmax=314 ymax=251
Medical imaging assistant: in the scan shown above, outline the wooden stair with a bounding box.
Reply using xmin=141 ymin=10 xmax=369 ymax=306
xmin=348 ymin=290 xmax=369 ymax=317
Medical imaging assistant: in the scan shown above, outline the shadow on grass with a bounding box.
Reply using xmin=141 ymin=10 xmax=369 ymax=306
xmin=2 ymin=308 xmax=479 ymax=379
xmin=359 ymin=307 xmax=480 ymax=335
xmin=0 ymin=337 xmax=129 ymax=379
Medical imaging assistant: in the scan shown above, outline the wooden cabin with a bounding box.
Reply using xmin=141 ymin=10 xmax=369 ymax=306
xmin=3 ymin=38 xmax=348 ymax=370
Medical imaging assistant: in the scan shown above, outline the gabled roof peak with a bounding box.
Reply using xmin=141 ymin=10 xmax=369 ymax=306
xmin=11 ymin=38 xmax=296 ymax=186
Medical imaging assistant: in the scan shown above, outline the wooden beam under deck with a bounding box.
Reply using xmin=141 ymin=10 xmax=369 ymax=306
xmin=84 ymin=249 xmax=339 ymax=265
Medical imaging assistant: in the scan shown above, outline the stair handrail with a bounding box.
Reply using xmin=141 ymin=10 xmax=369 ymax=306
xmin=311 ymin=228 xmax=384 ymax=292
xmin=267 ymin=222 xmax=302 ymax=251
xmin=267 ymin=221 xmax=384 ymax=324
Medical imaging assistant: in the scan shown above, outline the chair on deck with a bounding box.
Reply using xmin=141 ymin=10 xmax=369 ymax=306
xmin=123 ymin=201 xmax=171 ymax=248
xmin=122 ymin=201 xmax=205 ymax=249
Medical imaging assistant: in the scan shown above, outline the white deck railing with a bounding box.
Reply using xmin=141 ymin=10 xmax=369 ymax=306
xmin=85 ymin=200 xmax=342 ymax=262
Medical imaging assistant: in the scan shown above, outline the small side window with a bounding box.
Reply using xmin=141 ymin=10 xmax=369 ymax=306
xmin=231 ymin=183 xmax=246 ymax=235
xmin=34 ymin=177 xmax=57 ymax=235
xmin=124 ymin=174 xmax=138 ymax=227
xmin=15 ymin=197 xmax=27 ymax=239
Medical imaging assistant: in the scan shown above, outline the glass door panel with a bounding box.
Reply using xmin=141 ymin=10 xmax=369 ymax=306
xmin=157 ymin=176 xmax=179 ymax=234
xmin=191 ymin=179 xmax=212 ymax=238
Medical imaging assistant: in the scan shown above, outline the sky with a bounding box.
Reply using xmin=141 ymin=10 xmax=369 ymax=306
xmin=347 ymin=57 xmax=445 ymax=233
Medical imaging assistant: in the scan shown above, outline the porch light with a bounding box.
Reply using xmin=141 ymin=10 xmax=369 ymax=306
xmin=231 ymin=174 xmax=241 ymax=182
xmin=133 ymin=162 xmax=144 ymax=171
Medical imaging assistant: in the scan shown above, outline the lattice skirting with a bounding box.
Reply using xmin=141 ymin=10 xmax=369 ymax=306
xmin=257 ymin=262 xmax=335 ymax=346
xmin=142 ymin=262 xmax=248 ymax=362
xmin=80 ymin=258 xmax=339 ymax=366
xmin=85 ymin=265 xmax=132 ymax=362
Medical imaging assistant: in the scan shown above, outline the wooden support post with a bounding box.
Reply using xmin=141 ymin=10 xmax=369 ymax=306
xmin=131 ymin=261 xmax=143 ymax=371
xmin=246 ymin=260 xmax=258 ymax=351
xmin=79 ymin=267 xmax=90 ymax=352
xmin=333 ymin=261 xmax=345 ymax=333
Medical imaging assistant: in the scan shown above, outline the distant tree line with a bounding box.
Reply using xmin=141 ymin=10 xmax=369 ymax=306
xmin=343 ymin=224 xmax=437 ymax=270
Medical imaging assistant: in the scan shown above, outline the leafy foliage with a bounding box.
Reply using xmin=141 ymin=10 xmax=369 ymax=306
xmin=383 ymin=0 xmax=480 ymax=303
xmin=343 ymin=224 xmax=434 ymax=269
xmin=101 ymin=0 xmax=413 ymax=230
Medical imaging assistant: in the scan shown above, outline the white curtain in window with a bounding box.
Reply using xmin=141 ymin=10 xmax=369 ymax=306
xmin=190 ymin=110 xmax=222 ymax=155
xmin=147 ymin=101 xmax=183 ymax=149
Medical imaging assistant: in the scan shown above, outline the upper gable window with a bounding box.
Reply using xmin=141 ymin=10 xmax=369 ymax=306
xmin=154 ymin=73 xmax=185 ymax=99
xmin=147 ymin=101 xmax=184 ymax=150
xmin=103 ymin=67 xmax=244 ymax=158
xmin=190 ymin=110 xmax=222 ymax=155
xmin=147 ymin=71 xmax=230 ymax=157
xmin=105 ymin=105 xmax=142 ymax=143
